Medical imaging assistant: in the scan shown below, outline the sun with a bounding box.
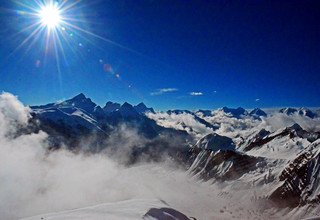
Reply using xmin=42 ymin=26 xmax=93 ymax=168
xmin=11 ymin=0 xmax=138 ymax=65
xmin=38 ymin=4 xmax=61 ymax=29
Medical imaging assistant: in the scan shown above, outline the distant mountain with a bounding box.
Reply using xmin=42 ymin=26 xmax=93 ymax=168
xmin=134 ymin=102 xmax=155 ymax=114
xmin=118 ymin=102 xmax=140 ymax=117
xmin=31 ymin=93 xmax=191 ymax=152
xmin=195 ymin=109 xmax=213 ymax=117
xmin=166 ymin=109 xmax=218 ymax=131
xmin=279 ymin=107 xmax=317 ymax=118
xmin=221 ymin=107 xmax=247 ymax=118
xmin=249 ymin=108 xmax=267 ymax=117
xmin=103 ymin=101 xmax=120 ymax=113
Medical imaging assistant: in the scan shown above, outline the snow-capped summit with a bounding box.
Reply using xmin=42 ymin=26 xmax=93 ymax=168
xmin=249 ymin=108 xmax=267 ymax=117
xmin=64 ymin=93 xmax=98 ymax=113
xmin=166 ymin=109 xmax=192 ymax=115
xmin=196 ymin=109 xmax=213 ymax=117
xmin=134 ymin=102 xmax=155 ymax=114
xmin=279 ymin=107 xmax=317 ymax=118
xmin=279 ymin=107 xmax=298 ymax=115
xmin=298 ymin=107 xmax=317 ymax=118
xmin=194 ymin=133 xmax=235 ymax=151
xmin=221 ymin=107 xmax=247 ymax=118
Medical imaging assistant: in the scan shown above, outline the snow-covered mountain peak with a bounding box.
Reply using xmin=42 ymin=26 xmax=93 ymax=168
xmin=195 ymin=109 xmax=213 ymax=117
xmin=249 ymin=108 xmax=267 ymax=117
xmin=221 ymin=107 xmax=247 ymax=118
xmin=279 ymin=107 xmax=298 ymax=115
xmin=62 ymin=94 xmax=97 ymax=114
xmin=279 ymin=107 xmax=317 ymax=118
xmin=194 ymin=133 xmax=235 ymax=151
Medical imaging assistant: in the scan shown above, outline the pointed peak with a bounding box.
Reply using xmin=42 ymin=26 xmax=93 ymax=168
xmin=136 ymin=102 xmax=147 ymax=108
xmin=279 ymin=107 xmax=297 ymax=114
xmin=122 ymin=102 xmax=133 ymax=107
xmin=71 ymin=93 xmax=86 ymax=100
xmin=105 ymin=101 xmax=116 ymax=105
xmin=249 ymin=108 xmax=267 ymax=117
xmin=134 ymin=102 xmax=155 ymax=114
xmin=288 ymin=123 xmax=303 ymax=131
xmin=103 ymin=101 xmax=121 ymax=113
xmin=221 ymin=107 xmax=247 ymax=118
xmin=195 ymin=133 xmax=235 ymax=151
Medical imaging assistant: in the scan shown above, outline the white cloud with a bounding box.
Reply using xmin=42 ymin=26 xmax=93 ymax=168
xmin=255 ymin=98 xmax=260 ymax=102
xmin=190 ymin=92 xmax=203 ymax=96
xmin=146 ymin=112 xmax=214 ymax=138
xmin=150 ymin=88 xmax=178 ymax=96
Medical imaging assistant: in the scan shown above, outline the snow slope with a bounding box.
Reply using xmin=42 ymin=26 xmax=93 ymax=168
xmin=21 ymin=199 xmax=166 ymax=220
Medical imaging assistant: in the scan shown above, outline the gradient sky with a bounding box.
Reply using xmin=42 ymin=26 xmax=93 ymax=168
xmin=0 ymin=0 xmax=319 ymax=110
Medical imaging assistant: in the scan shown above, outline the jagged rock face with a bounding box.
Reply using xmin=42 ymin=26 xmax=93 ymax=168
xmin=270 ymin=141 xmax=320 ymax=207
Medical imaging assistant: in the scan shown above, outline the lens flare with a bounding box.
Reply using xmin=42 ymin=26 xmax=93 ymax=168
xmin=39 ymin=4 xmax=61 ymax=29
xmin=9 ymin=0 xmax=146 ymax=68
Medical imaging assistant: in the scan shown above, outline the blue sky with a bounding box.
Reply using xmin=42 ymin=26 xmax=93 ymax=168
xmin=0 ymin=0 xmax=319 ymax=110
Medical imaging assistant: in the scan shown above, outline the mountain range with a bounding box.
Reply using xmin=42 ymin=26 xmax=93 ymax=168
xmin=25 ymin=93 xmax=320 ymax=218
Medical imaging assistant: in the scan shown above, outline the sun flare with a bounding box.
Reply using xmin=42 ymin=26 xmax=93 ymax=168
xmin=38 ymin=4 xmax=61 ymax=29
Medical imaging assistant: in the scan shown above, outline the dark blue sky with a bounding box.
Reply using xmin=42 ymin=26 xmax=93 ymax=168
xmin=0 ymin=0 xmax=319 ymax=110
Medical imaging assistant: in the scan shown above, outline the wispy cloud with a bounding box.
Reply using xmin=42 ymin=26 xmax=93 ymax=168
xmin=190 ymin=92 xmax=203 ymax=96
xmin=150 ymin=88 xmax=178 ymax=96
xmin=255 ymin=98 xmax=260 ymax=102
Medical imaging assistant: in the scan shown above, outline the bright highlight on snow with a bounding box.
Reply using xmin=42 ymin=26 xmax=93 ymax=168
xmin=38 ymin=4 xmax=61 ymax=29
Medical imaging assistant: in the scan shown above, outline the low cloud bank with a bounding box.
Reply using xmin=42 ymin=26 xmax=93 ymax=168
xmin=146 ymin=112 xmax=214 ymax=138
xmin=148 ymin=109 xmax=320 ymax=140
